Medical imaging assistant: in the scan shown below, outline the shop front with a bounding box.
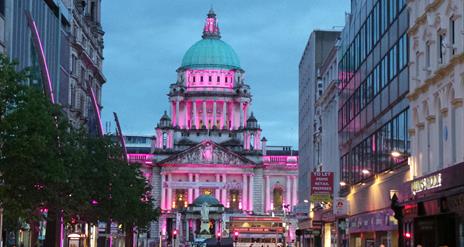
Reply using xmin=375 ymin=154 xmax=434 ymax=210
xmin=347 ymin=209 xmax=398 ymax=247
xmin=401 ymin=161 xmax=464 ymax=247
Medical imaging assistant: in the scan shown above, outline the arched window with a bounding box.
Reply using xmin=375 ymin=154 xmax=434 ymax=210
xmin=273 ymin=187 xmax=283 ymax=211
xmin=229 ymin=190 xmax=240 ymax=210
xmin=250 ymin=133 xmax=255 ymax=150
xmin=162 ymin=132 xmax=168 ymax=149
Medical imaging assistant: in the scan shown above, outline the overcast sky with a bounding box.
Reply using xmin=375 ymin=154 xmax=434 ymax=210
xmin=100 ymin=1 xmax=350 ymax=148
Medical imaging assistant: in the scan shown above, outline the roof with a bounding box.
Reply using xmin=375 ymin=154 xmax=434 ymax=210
xmin=181 ymin=39 xmax=240 ymax=70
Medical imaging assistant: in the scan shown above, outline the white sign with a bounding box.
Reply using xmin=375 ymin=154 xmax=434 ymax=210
xmin=411 ymin=173 xmax=442 ymax=194
xmin=333 ymin=198 xmax=348 ymax=216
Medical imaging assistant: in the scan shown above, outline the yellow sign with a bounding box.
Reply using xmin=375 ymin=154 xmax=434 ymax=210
xmin=310 ymin=194 xmax=332 ymax=203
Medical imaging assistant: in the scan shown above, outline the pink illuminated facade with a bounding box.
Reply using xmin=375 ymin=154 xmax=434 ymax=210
xmin=127 ymin=9 xmax=298 ymax=246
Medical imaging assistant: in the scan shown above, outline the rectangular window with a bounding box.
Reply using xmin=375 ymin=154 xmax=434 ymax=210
xmin=200 ymin=76 xmax=204 ymax=82
xmin=366 ymin=14 xmax=372 ymax=53
xmin=381 ymin=0 xmax=388 ymax=34
xmin=209 ymin=76 xmax=212 ymax=82
xmin=373 ymin=3 xmax=380 ymax=44
xmin=381 ymin=57 xmax=388 ymax=88
xmin=389 ymin=45 xmax=398 ymax=80
xmin=426 ymin=42 xmax=431 ymax=68
xmin=217 ymin=76 xmax=220 ymax=82
xmin=450 ymin=18 xmax=456 ymax=55
xmin=373 ymin=65 xmax=380 ymax=95
xmin=389 ymin=0 xmax=397 ymax=24
xmin=439 ymin=33 xmax=445 ymax=64
xmin=399 ymin=34 xmax=408 ymax=70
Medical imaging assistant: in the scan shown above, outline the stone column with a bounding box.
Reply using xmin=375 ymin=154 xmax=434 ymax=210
xmin=230 ymin=102 xmax=235 ymax=130
xmin=188 ymin=173 xmax=193 ymax=203
xmin=167 ymin=174 xmax=173 ymax=210
xmin=222 ymin=101 xmax=227 ymax=129
xmin=265 ymin=176 xmax=270 ymax=212
xmin=161 ymin=173 xmax=166 ymax=210
xmin=195 ymin=174 xmax=200 ymax=198
xmin=171 ymin=101 xmax=175 ymax=126
xmin=221 ymin=174 xmax=227 ymax=205
xmin=203 ymin=101 xmax=207 ymax=128
xmin=213 ymin=100 xmax=217 ymax=128
xmin=242 ymin=174 xmax=248 ymax=210
xmin=286 ymin=176 xmax=291 ymax=206
xmin=239 ymin=101 xmax=244 ymax=128
xmin=185 ymin=101 xmax=189 ymax=128
xmin=193 ymin=101 xmax=197 ymax=128
xmin=248 ymin=174 xmax=254 ymax=212
xmin=215 ymin=174 xmax=220 ymax=200
xmin=175 ymin=99 xmax=180 ymax=127
xmin=292 ymin=176 xmax=298 ymax=207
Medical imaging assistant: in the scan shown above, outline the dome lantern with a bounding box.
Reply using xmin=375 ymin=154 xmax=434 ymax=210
xmin=180 ymin=10 xmax=241 ymax=70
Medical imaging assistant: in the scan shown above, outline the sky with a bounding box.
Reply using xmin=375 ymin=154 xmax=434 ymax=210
xmin=100 ymin=1 xmax=350 ymax=148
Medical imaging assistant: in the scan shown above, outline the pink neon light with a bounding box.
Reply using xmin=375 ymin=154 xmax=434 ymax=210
xmin=186 ymin=69 xmax=235 ymax=89
xmin=89 ymin=85 xmax=104 ymax=136
xmin=30 ymin=17 xmax=55 ymax=104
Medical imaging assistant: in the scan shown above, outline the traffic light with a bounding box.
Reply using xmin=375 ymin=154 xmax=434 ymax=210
xmin=173 ymin=229 xmax=177 ymax=240
xmin=216 ymin=232 xmax=221 ymax=241
xmin=404 ymin=232 xmax=412 ymax=239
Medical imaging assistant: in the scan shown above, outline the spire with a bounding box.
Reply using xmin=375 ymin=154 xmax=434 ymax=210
xmin=202 ymin=8 xmax=221 ymax=39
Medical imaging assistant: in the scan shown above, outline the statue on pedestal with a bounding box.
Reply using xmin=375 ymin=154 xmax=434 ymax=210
xmin=200 ymin=203 xmax=210 ymax=234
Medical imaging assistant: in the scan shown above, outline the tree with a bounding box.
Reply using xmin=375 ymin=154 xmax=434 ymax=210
xmin=0 ymin=55 xmax=159 ymax=245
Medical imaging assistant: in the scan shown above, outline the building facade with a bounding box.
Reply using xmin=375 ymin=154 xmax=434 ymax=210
xmin=401 ymin=0 xmax=464 ymax=246
xmin=4 ymin=0 xmax=105 ymax=134
xmin=127 ymin=10 xmax=299 ymax=247
xmin=298 ymin=30 xmax=341 ymax=204
xmin=313 ymin=45 xmax=341 ymax=247
xmin=337 ymin=0 xmax=409 ymax=246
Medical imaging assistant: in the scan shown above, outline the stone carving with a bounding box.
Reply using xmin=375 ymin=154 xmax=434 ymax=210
xmin=169 ymin=142 xmax=245 ymax=165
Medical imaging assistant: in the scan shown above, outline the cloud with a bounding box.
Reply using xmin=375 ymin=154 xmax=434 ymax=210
xmin=100 ymin=0 xmax=349 ymax=147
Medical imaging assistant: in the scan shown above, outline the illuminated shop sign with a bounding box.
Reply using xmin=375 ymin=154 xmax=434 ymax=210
xmin=411 ymin=173 xmax=442 ymax=194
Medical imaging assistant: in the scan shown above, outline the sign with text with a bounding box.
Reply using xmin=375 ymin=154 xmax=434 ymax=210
xmin=333 ymin=197 xmax=349 ymax=216
xmin=310 ymin=172 xmax=334 ymax=202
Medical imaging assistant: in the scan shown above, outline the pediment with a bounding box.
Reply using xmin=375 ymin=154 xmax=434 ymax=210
xmin=159 ymin=140 xmax=255 ymax=165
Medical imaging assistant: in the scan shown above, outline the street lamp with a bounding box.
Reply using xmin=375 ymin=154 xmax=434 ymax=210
xmin=172 ymin=229 xmax=177 ymax=247
xmin=361 ymin=169 xmax=370 ymax=175
xmin=339 ymin=181 xmax=347 ymax=186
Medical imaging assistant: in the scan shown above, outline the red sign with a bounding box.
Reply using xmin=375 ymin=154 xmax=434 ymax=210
xmin=310 ymin=172 xmax=334 ymax=195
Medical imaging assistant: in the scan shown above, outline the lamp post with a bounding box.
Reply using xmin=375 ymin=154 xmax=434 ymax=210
xmin=216 ymin=232 xmax=221 ymax=247
xmin=233 ymin=231 xmax=239 ymax=247
xmin=172 ymin=230 xmax=177 ymax=247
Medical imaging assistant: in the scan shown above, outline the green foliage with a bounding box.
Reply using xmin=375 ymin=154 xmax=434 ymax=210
xmin=0 ymin=54 xmax=159 ymax=232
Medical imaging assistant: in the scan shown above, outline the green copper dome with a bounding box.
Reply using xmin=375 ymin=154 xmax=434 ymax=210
xmin=181 ymin=39 xmax=240 ymax=69
xmin=192 ymin=194 xmax=221 ymax=206
xmin=180 ymin=9 xmax=241 ymax=70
